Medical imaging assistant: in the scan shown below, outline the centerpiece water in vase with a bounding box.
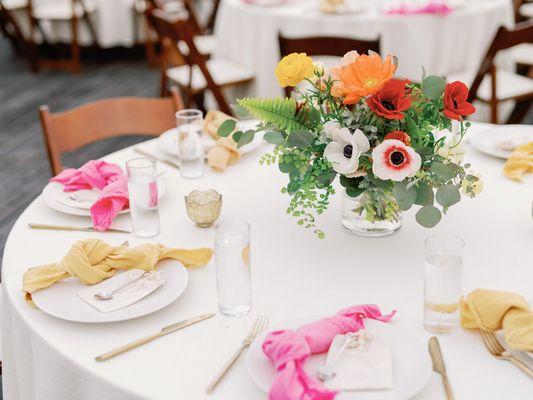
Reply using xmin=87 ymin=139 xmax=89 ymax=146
xmin=216 ymin=51 xmax=482 ymax=238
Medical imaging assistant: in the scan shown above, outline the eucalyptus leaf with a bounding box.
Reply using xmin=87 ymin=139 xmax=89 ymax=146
xmin=263 ymin=131 xmax=287 ymax=146
xmin=416 ymin=205 xmax=442 ymax=228
xmin=287 ymin=130 xmax=315 ymax=148
xmin=436 ymin=184 xmax=461 ymax=208
xmin=217 ymin=119 xmax=236 ymax=137
xmin=422 ymin=75 xmax=446 ymax=100
xmin=317 ymin=170 xmax=336 ymax=187
xmin=392 ymin=182 xmax=418 ymax=211
xmin=237 ymin=130 xmax=255 ymax=148
xmin=415 ymin=182 xmax=434 ymax=206
xmin=340 ymin=175 xmax=363 ymax=189
xmin=232 ymin=131 xmax=243 ymax=143
xmin=346 ymin=187 xmax=365 ymax=198
xmin=430 ymin=162 xmax=456 ymax=182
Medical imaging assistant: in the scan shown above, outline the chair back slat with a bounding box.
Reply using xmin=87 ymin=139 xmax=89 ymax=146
xmin=278 ymin=33 xmax=380 ymax=97
xmin=148 ymin=8 xmax=234 ymax=115
xmin=468 ymin=21 xmax=533 ymax=104
xmin=39 ymin=89 xmax=183 ymax=174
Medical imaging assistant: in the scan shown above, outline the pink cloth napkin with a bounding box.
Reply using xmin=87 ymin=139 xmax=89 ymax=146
xmin=262 ymin=305 xmax=396 ymax=400
xmin=50 ymin=160 xmax=129 ymax=231
xmin=385 ymin=2 xmax=454 ymax=15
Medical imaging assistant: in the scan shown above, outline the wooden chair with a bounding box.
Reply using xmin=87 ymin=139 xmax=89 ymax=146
xmin=27 ymin=0 xmax=99 ymax=73
xmin=0 ymin=0 xmax=38 ymax=71
xmin=147 ymin=8 xmax=253 ymax=115
xmin=39 ymin=88 xmax=184 ymax=175
xmin=278 ymin=33 xmax=380 ymax=97
xmin=142 ymin=0 xmax=215 ymax=67
xmin=462 ymin=21 xmax=533 ymax=124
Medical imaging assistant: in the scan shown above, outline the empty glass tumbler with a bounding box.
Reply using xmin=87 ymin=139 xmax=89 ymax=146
xmin=126 ymin=158 xmax=160 ymax=238
xmin=423 ymin=234 xmax=465 ymax=334
xmin=176 ymin=109 xmax=205 ymax=179
xmin=215 ymin=220 xmax=252 ymax=317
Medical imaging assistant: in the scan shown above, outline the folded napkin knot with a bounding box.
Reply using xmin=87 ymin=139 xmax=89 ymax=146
xmin=23 ymin=238 xmax=213 ymax=304
xmin=461 ymin=289 xmax=533 ymax=351
xmin=51 ymin=160 xmax=129 ymax=231
xmin=503 ymin=142 xmax=533 ymax=182
xmin=262 ymin=305 xmax=396 ymax=400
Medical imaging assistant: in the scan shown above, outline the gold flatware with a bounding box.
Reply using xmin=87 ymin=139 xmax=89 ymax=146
xmin=206 ymin=315 xmax=269 ymax=394
xmin=479 ymin=329 xmax=533 ymax=378
xmin=429 ymin=336 xmax=455 ymax=400
xmin=134 ymin=147 xmax=180 ymax=169
xmin=95 ymin=313 xmax=215 ymax=362
xmin=29 ymin=223 xmax=131 ymax=234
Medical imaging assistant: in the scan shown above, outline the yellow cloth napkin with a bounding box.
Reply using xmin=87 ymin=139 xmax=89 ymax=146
xmin=503 ymin=142 xmax=533 ymax=182
xmin=23 ymin=239 xmax=213 ymax=304
xmin=204 ymin=110 xmax=242 ymax=172
xmin=460 ymin=289 xmax=533 ymax=351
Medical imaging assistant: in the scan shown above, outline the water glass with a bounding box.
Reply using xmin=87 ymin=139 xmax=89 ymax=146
xmin=215 ymin=220 xmax=252 ymax=317
xmin=126 ymin=158 xmax=160 ymax=238
xmin=423 ymin=234 xmax=465 ymax=334
xmin=176 ymin=109 xmax=205 ymax=179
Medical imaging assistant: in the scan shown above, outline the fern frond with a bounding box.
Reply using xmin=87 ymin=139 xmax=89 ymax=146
xmin=237 ymin=97 xmax=311 ymax=132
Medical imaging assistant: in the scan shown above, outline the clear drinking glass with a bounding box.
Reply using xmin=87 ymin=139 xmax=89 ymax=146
xmin=126 ymin=158 xmax=160 ymax=238
xmin=423 ymin=234 xmax=465 ymax=334
xmin=176 ymin=109 xmax=205 ymax=179
xmin=215 ymin=220 xmax=252 ymax=317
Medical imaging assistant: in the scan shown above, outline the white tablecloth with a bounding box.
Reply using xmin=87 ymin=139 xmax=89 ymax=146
xmin=2 ymin=123 xmax=533 ymax=400
xmin=214 ymin=0 xmax=514 ymax=97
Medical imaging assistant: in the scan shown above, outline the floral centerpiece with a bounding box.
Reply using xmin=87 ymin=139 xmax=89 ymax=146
xmin=217 ymin=51 xmax=482 ymax=237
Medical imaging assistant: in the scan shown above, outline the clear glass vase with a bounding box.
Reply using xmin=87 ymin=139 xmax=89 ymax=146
xmin=341 ymin=189 xmax=402 ymax=237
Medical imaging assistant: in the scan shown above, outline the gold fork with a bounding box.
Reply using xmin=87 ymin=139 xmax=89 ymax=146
xmin=206 ymin=315 xmax=270 ymax=394
xmin=479 ymin=329 xmax=533 ymax=378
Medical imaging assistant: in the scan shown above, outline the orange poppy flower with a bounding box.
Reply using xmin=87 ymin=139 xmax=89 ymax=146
xmin=338 ymin=53 xmax=397 ymax=104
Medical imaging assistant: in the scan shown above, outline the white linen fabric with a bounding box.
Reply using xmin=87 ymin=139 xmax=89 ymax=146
xmin=214 ymin=0 xmax=514 ymax=98
xmin=2 ymin=123 xmax=533 ymax=400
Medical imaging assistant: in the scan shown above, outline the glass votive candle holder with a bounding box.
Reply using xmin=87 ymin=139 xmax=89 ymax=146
xmin=185 ymin=190 xmax=222 ymax=227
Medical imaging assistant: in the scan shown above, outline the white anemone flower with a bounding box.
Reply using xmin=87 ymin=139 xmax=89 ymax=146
xmin=324 ymin=128 xmax=370 ymax=177
xmin=372 ymin=139 xmax=422 ymax=181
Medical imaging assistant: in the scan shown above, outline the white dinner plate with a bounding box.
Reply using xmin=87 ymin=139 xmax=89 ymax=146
xmin=31 ymin=259 xmax=188 ymax=323
xmin=41 ymin=177 xmax=166 ymax=217
xmin=157 ymin=120 xmax=266 ymax=158
xmin=469 ymin=125 xmax=533 ymax=159
xmin=246 ymin=317 xmax=432 ymax=400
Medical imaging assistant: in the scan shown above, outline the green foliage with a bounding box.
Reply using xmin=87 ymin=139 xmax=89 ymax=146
xmin=436 ymin=184 xmax=461 ymax=208
xmin=430 ymin=162 xmax=456 ymax=183
xmin=217 ymin=119 xmax=236 ymax=137
xmin=237 ymin=97 xmax=311 ymax=132
xmin=392 ymin=182 xmax=417 ymax=211
xmin=422 ymin=75 xmax=446 ymax=100
xmin=415 ymin=182 xmax=434 ymax=206
xmin=263 ymin=131 xmax=287 ymax=146
xmin=236 ymin=130 xmax=255 ymax=148
xmin=287 ymin=130 xmax=315 ymax=148
xmin=416 ymin=205 xmax=442 ymax=228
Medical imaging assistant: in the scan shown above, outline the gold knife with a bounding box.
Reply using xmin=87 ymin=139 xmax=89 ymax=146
xmin=29 ymin=223 xmax=131 ymax=234
xmin=429 ymin=336 xmax=455 ymax=400
xmin=95 ymin=313 xmax=215 ymax=362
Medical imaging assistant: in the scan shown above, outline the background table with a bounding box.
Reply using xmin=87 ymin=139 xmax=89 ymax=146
xmin=2 ymin=123 xmax=533 ymax=399
xmin=214 ymin=0 xmax=514 ymax=97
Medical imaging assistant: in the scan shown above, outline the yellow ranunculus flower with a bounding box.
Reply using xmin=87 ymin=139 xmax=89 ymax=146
xmin=275 ymin=53 xmax=315 ymax=88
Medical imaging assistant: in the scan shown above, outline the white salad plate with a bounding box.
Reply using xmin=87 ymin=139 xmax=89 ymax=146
xmin=157 ymin=120 xmax=266 ymax=158
xmin=246 ymin=317 xmax=432 ymax=400
xmin=469 ymin=124 xmax=533 ymax=159
xmin=41 ymin=177 xmax=166 ymax=216
xmin=31 ymin=259 xmax=188 ymax=323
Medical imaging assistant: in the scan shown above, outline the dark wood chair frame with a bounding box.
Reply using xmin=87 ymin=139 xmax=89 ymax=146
xmin=147 ymin=8 xmax=238 ymax=115
xmin=467 ymin=21 xmax=533 ymax=124
xmin=27 ymin=0 xmax=99 ymax=73
xmin=278 ymin=33 xmax=381 ymax=97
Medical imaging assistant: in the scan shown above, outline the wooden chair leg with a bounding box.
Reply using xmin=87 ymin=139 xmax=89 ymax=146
xmin=505 ymin=99 xmax=532 ymax=124
xmin=193 ymin=91 xmax=207 ymax=114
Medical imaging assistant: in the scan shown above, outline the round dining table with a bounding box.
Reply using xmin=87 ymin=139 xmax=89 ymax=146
xmin=2 ymin=123 xmax=532 ymax=400
xmin=214 ymin=0 xmax=514 ymax=98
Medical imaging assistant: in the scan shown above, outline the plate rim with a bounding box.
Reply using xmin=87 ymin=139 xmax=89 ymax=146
xmin=469 ymin=124 xmax=533 ymax=159
xmin=245 ymin=315 xmax=432 ymax=400
xmin=31 ymin=259 xmax=188 ymax=323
